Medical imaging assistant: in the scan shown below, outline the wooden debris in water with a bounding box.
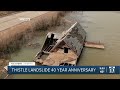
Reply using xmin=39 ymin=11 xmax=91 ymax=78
xmin=84 ymin=41 xmax=105 ymax=49
xmin=37 ymin=49 xmax=78 ymax=66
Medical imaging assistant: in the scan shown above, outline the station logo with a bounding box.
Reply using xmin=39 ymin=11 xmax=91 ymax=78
xmin=109 ymin=66 xmax=115 ymax=73
xmin=99 ymin=67 xmax=106 ymax=73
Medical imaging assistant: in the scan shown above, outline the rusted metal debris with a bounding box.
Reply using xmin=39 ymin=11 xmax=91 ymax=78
xmin=34 ymin=22 xmax=86 ymax=66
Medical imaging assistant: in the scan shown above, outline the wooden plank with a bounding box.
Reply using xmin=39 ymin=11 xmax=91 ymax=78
xmin=84 ymin=41 xmax=105 ymax=49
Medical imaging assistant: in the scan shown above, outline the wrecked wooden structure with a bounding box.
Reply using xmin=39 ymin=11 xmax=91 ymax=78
xmin=34 ymin=22 xmax=86 ymax=66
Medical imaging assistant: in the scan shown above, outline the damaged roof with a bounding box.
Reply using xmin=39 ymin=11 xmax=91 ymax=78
xmin=51 ymin=22 xmax=86 ymax=56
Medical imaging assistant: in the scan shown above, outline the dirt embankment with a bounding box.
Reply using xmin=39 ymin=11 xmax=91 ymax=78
xmin=0 ymin=11 xmax=67 ymax=79
xmin=0 ymin=59 xmax=9 ymax=79
xmin=0 ymin=11 xmax=21 ymax=18
xmin=0 ymin=11 xmax=66 ymax=58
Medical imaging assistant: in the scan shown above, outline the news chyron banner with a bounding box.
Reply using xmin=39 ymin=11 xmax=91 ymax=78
xmin=6 ymin=62 xmax=120 ymax=74
xmin=8 ymin=66 xmax=120 ymax=74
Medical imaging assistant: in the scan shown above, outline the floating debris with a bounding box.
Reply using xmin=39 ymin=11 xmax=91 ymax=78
xmin=26 ymin=43 xmax=41 ymax=48
xmin=34 ymin=22 xmax=86 ymax=66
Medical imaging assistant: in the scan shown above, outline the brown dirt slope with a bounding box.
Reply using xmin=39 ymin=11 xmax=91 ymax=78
xmin=0 ymin=11 xmax=20 ymax=18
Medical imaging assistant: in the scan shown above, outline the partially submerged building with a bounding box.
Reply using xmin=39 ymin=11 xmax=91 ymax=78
xmin=34 ymin=22 xmax=86 ymax=66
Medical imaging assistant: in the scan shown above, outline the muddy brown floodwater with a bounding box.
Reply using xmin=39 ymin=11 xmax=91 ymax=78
xmin=7 ymin=11 xmax=120 ymax=79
